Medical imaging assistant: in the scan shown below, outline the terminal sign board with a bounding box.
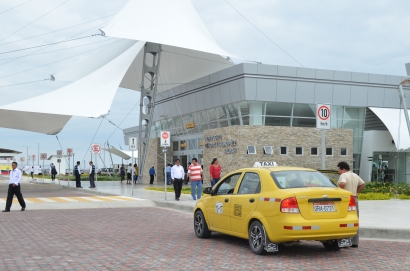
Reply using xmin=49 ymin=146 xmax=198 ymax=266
xmin=316 ymin=104 xmax=331 ymax=130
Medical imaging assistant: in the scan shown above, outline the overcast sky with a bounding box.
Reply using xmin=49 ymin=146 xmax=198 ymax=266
xmin=0 ymin=0 xmax=409 ymax=167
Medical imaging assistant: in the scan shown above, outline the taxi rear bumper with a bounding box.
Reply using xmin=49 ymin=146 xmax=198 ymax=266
xmin=263 ymin=214 xmax=359 ymax=243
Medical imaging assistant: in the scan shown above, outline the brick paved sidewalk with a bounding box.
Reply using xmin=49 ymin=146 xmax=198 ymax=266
xmin=0 ymin=207 xmax=409 ymax=270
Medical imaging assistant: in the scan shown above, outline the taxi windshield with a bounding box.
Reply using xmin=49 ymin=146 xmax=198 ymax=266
xmin=270 ymin=170 xmax=337 ymax=189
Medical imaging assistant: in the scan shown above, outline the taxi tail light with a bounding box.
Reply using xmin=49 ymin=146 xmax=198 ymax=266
xmin=348 ymin=195 xmax=357 ymax=211
xmin=281 ymin=197 xmax=300 ymax=213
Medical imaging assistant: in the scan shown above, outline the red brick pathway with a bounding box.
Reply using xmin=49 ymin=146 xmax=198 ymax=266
xmin=0 ymin=207 xmax=408 ymax=270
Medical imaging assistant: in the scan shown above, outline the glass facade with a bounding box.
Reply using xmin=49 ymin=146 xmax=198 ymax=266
xmin=151 ymin=102 xmax=366 ymax=173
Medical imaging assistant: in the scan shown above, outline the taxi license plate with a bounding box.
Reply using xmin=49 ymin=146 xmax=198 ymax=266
xmin=313 ymin=202 xmax=335 ymax=212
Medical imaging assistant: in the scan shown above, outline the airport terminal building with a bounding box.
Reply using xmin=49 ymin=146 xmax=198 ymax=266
xmin=124 ymin=63 xmax=410 ymax=183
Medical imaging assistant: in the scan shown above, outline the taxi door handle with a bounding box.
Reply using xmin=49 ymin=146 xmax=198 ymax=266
xmin=249 ymin=198 xmax=255 ymax=203
xmin=225 ymin=198 xmax=229 ymax=202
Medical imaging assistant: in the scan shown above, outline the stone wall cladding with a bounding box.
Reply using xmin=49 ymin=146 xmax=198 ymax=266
xmin=142 ymin=138 xmax=171 ymax=184
xmin=202 ymin=126 xmax=353 ymax=181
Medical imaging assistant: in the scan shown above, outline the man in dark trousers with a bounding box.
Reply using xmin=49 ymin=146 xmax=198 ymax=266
xmin=171 ymin=159 xmax=184 ymax=201
xmin=3 ymin=162 xmax=26 ymax=212
xmin=89 ymin=161 xmax=96 ymax=188
xmin=74 ymin=161 xmax=83 ymax=188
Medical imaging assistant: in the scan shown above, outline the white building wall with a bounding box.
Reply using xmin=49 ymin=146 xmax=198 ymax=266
xmin=360 ymin=130 xmax=397 ymax=181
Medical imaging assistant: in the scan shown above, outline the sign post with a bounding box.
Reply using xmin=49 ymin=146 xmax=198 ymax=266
xmin=91 ymin=144 xmax=101 ymax=184
xmin=31 ymin=155 xmax=35 ymax=166
xmin=67 ymin=148 xmax=73 ymax=187
xmin=161 ymin=131 xmax=170 ymax=200
xmin=316 ymin=104 xmax=331 ymax=170
xmin=129 ymin=137 xmax=137 ymax=196
xmin=57 ymin=150 xmax=62 ymax=184
xmin=40 ymin=153 xmax=47 ymax=182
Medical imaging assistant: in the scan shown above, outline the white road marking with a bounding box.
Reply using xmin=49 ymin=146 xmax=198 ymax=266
xmin=80 ymin=197 xmax=103 ymax=202
xmin=37 ymin=198 xmax=56 ymax=203
xmin=57 ymin=197 xmax=78 ymax=202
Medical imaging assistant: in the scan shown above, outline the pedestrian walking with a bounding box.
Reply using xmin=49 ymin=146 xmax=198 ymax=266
xmin=210 ymin=158 xmax=222 ymax=186
xmin=337 ymin=161 xmax=365 ymax=248
xmin=51 ymin=163 xmax=57 ymax=181
xmin=166 ymin=163 xmax=172 ymax=185
xmin=171 ymin=159 xmax=184 ymax=201
xmin=30 ymin=166 xmax=34 ymax=179
xmin=38 ymin=166 xmax=43 ymax=176
xmin=133 ymin=163 xmax=139 ymax=184
xmin=120 ymin=164 xmax=125 ymax=184
xmin=188 ymin=158 xmax=203 ymax=200
xmin=3 ymin=162 xmax=26 ymax=212
xmin=127 ymin=163 xmax=132 ymax=184
xmin=74 ymin=161 xmax=82 ymax=188
xmin=89 ymin=161 xmax=96 ymax=188
xmin=149 ymin=165 xmax=156 ymax=184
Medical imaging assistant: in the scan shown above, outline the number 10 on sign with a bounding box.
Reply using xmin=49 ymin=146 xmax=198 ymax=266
xmin=316 ymin=104 xmax=331 ymax=130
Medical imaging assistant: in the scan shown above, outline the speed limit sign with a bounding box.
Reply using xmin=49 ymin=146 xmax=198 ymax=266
xmin=316 ymin=104 xmax=331 ymax=130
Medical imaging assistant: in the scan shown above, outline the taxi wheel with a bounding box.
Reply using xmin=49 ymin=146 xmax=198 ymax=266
xmin=194 ymin=210 xmax=211 ymax=238
xmin=248 ymin=221 xmax=267 ymax=255
xmin=322 ymin=240 xmax=341 ymax=251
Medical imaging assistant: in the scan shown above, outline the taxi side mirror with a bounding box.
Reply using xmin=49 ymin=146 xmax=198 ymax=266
xmin=203 ymin=187 xmax=213 ymax=195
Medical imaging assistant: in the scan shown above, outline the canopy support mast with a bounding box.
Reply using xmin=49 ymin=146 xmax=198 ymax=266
xmin=138 ymin=43 xmax=162 ymax=183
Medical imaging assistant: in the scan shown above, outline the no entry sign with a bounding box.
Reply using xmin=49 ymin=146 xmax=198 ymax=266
xmin=40 ymin=153 xmax=47 ymax=160
xmin=20 ymin=157 xmax=25 ymax=162
xmin=160 ymin=131 xmax=171 ymax=147
xmin=316 ymin=104 xmax=331 ymax=130
xmin=91 ymin=144 xmax=101 ymax=154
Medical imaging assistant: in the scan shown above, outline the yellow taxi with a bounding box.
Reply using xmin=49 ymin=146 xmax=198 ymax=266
xmin=193 ymin=165 xmax=359 ymax=255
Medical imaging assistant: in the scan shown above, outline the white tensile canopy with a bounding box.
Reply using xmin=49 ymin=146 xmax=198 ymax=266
xmin=369 ymin=107 xmax=410 ymax=150
xmin=0 ymin=0 xmax=234 ymax=135
xmin=102 ymin=146 xmax=136 ymax=160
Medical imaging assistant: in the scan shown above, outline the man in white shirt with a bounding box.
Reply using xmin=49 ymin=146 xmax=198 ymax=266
xmin=3 ymin=162 xmax=26 ymax=212
xmin=171 ymin=159 xmax=185 ymax=201
xmin=89 ymin=161 xmax=96 ymax=188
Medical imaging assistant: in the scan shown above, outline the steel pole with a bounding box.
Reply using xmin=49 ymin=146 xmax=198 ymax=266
xmin=321 ymin=130 xmax=325 ymax=170
xmin=164 ymin=150 xmax=167 ymax=200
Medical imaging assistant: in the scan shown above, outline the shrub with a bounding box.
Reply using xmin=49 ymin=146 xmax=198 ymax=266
xmin=358 ymin=193 xmax=392 ymax=200
xmin=361 ymin=182 xmax=410 ymax=196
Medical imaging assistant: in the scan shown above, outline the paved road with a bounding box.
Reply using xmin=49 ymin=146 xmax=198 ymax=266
xmin=1 ymin=207 xmax=409 ymax=270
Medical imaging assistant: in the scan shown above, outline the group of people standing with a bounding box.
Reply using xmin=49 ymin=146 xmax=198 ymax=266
xmin=73 ymin=161 xmax=96 ymax=188
xmin=169 ymin=157 xmax=222 ymax=201
xmin=120 ymin=163 xmax=139 ymax=184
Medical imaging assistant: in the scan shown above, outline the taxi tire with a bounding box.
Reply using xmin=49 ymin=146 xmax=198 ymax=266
xmin=194 ymin=210 xmax=211 ymax=238
xmin=248 ymin=221 xmax=267 ymax=255
xmin=322 ymin=240 xmax=341 ymax=251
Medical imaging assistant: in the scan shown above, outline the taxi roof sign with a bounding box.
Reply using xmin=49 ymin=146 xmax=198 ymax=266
xmin=253 ymin=161 xmax=278 ymax=167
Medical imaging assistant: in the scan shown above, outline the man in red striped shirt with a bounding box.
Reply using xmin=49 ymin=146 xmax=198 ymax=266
xmin=188 ymin=158 xmax=203 ymax=200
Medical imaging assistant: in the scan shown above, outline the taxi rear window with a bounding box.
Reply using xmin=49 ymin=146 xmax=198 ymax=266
xmin=270 ymin=170 xmax=337 ymax=189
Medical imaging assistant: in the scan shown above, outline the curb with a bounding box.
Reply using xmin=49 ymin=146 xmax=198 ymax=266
xmin=359 ymin=227 xmax=410 ymax=240
xmin=60 ymin=184 xmax=119 ymax=197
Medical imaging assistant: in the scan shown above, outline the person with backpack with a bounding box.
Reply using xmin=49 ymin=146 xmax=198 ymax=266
xmin=74 ymin=161 xmax=82 ymax=188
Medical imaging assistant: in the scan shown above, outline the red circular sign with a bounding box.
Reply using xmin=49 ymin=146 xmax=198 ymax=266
xmin=20 ymin=157 xmax=25 ymax=162
xmin=32 ymin=155 xmax=36 ymax=159
xmin=318 ymin=106 xmax=330 ymax=121
xmin=67 ymin=148 xmax=73 ymax=154
xmin=92 ymin=144 xmax=101 ymax=153
xmin=162 ymin=132 xmax=169 ymax=139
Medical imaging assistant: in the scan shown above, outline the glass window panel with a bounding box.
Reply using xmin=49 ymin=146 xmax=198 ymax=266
xmin=280 ymin=147 xmax=287 ymax=155
xmin=311 ymin=147 xmax=318 ymax=155
xmin=199 ymin=139 xmax=204 ymax=149
xmin=225 ymin=103 xmax=239 ymax=119
xmin=242 ymin=116 xmax=249 ymax=125
xmin=219 ymin=119 xmax=229 ymax=128
xmin=293 ymin=104 xmax=315 ymax=118
xmin=199 ymin=111 xmax=208 ymax=123
xmin=344 ymin=107 xmax=365 ymax=120
xmin=265 ymin=102 xmax=292 ymax=116
xmin=265 ymin=117 xmax=290 ymax=126
xmin=247 ymin=146 xmax=256 ymax=154
xmin=326 ymin=148 xmax=333 ymax=156
xmin=173 ymin=141 xmax=179 ymax=151
xmin=174 ymin=116 xmax=182 ymax=128
xmin=331 ymin=118 xmax=343 ymax=129
xmin=263 ymin=146 xmax=273 ymax=155
xmin=181 ymin=114 xmax=190 ymax=127
xmin=229 ymin=117 xmax=241 ymax=126
xmin=207 ymin=108 xmax=218 ymax=122
xmin=332 ymin=106 xmax=344 ymax=120
xmin=209 ymin=121 xmax=218 ymax=129
xmin=216 ymin=107 xmax=227 ymax=120
xmin=341 ymin=148 xmax=347 ymax=156
xmin=296 ymin=147 xmax=303 ymax=155
xmin=343 ymin=120 xmax=364 ymax=137
xmin=353 ymin=137 xmax=363 ymax=154
xmin=238 ymin=101 xmax=249 ymax=116
xmin=292 ymin=118 xmax=316 ymax=128
xmin=188 ymin=139 xmax=197 ymax=150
